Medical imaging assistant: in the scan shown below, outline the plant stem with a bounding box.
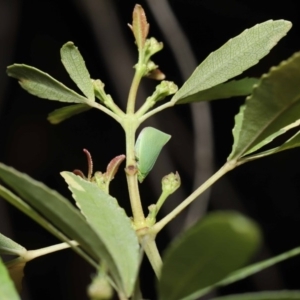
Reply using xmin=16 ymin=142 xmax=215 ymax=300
xmin=23 ymin=241 xmax=79 ymax=262
xmin=105 ymin=100 xmax=125 ymax=117
xmin=127 ymin=67 xmax=143 ymax=114
xmin=138 ymin=101 xmax=174 ymax=122
xmin=124 ymin=117 xmax=145 ymax=226
xmin=89 ymin=101 xmax=122 ymax=123
xmin=124 ymin=55 xmax=146 ymax=225
xmin=152 ymin=162 xmax=236 ymax=233
xmin=140 ymin=233 xmax=162 ymax=278
xmin=155 ymin=190 xmax=170 ymax=214
xmin=126 ymin=172 xmax=145 ymax=225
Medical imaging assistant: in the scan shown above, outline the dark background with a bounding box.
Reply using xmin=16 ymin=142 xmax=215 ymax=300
xmin=1 ymin=0 xmax=300 ymax=299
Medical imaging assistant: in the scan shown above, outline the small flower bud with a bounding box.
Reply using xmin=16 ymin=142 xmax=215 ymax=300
xmin=146 ymin=68 xmax=166 ymax=80
xmin=92 ymin=171 xmax=106 ymax=191
xmin=93 ymin=79 xmax=113 ymax=106
xmin=146 ymin=60 xmax=158 ymax=73
xmin=152 ymin=81 xmax=178 ymax=102
xmin=146 ymin=204 xmax=157 ymax=226
xmin=88 ymin=275 xmax=113 ymax=300
xmin=145 ymin=37 xmax=163 ymax=58
xmin=162 ymin=172 xmax=181 ymax=195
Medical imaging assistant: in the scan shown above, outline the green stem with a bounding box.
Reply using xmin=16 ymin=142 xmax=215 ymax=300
xmin=152 ymin=162 xmax=236 ymax=233
xmin=126 ymin=174 xmax=145 ymax=225
xmin=124 ymin=53 xmax=146 ymax=225
xmin=155 ymin=190 xmax=170 ymax=214
xmin=138 ymin=101 xmax=173 ymax=122
xmin=105 ymin=100 xmax=125 ymax=117
xmin=5 ymin=241 xmax=79 ymax=268
xmin=124 ymin=118 xmax=145 ymax=226
xmin=127 ymin=67 xmax=143 ymax=114
xmin=23 ymin=241 xmax=78 ymax=262
xmin=140 ymin=233 xmax=162 ymax=278
xmin=89 ymin=101 xmax=122 ymax=123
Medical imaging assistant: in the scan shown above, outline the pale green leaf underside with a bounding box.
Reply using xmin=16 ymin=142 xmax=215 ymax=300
xmin=264 ymin=129 xmax=300 ymax=154
xmin=228 ymin=52 xmax=300 ymax=161
xmin=0 ymin=233 xmax=26 ymax=256
xmin=172 ymin=20 xmax=292 ymax=103
xmin=60 ymin=42 xmax=94 ymax=101
xmin=0 ymin=258 xmax=20 ymax=300
xmin=240 ymin=119 xmax=300 ymax=162
xmin=0 ymin=184 xmax=92 ymax=264
xmin=176 ymin=78 xmax=258 ymax=104
xmin=158 ymin=211 xmax=261 ymax=300
xmin=0 ymin=163 xmax=119 ymax=277
xmin=186 ymin=246 xmax=300 ymax=300
xmin=211 ymin=291 xmax=300 ymax=300
xmin=243 ymin=129 xmax=300 ymax=162
xmin=47 ymin=104 xmax=91 ymax=124
xmin=61 ymin=172 xmax=139 ymax=297
xmin=7 ymin=64 xmax=88 ymax=103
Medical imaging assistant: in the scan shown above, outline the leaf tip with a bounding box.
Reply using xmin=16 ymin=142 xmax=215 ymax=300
xmin=61 ymin=172 xmax=85 ymax=192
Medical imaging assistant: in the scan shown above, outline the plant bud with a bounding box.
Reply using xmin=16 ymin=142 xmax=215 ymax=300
xmin=92 ymin=171 xmax=106 ymax=191
xmin=162 ymin=172 xmax=181 ymax=194
xmin=88 ymin=275 xmax=113 ymax=300
xmin=145 ymin=37 xmax=163 ymax=58
xmin=153 ymin=81 xmax=178 ymax=102
xmin=129 ymin=4 xmax=149 ymax=50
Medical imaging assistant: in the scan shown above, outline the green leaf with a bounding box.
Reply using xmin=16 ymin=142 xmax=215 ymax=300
xmin=171 ymin=20 xmax=292 ymax=103
xmin=47 ymin=104 xmax=91 ymax=124
xmin=267 ymin=129 xmax=300 ymax=153
xmin=240 ymin=120 xmax=300 ymax=162
xmin=5 ymin=259 xmax=26 ymax=293
xmin=211 ymin=291 xmax=300 ymax=300
xmin=158 ymin=211 xmax=261 ymax=300
xmin=0 ymin=184 xmax=90 ymax=264
xmin=0 ymin=233 xmax=26 ymax=256
xmin=0 ymin=257 xmax=20 ymax=300
xmin=228 ymin=52 xmax=300 ymax=161
xmin=60 ymin=42 xmax=94 ymax=101
xmin=0 ymin=162 xmax=122 ymax=288
xmin=176 ymin=78 xmax=258 ymax=104
xmin=61 ymin=172 xmax=139 ymax=297
xmin=7 ymin=64 xmax=89 ymax=103
xmin=188 ymin=246 xmax=300 ymax=299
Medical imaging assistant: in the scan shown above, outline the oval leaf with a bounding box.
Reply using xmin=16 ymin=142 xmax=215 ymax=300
xmin=0 ymin=163 xmax=123 ymax=291
xmin=172 ymin=20 xmax=291 ymax=103
xmin=7 ymin=64 xmax=88 ymax=103
xmin=61 ymin=172 xmax=139 ymax=297
xmin=176 ymin=78 xmax=258 ymax=104
xmin=0 ymin=233 xmax=26 ymax=256
xmin=158 ymin=211 xmax=261 ymax=300
xmin=228 ymin=52 xmax=300 ymax=161
xmin=190 ymin=246 xmax=300 ymax=299
xmin=0 ymin=258 xmax=20 ymax=300
xmin=47 ymin=104 xmax=91 ymax=124
xmin=60 ymin=42 xmax=94 ymax=101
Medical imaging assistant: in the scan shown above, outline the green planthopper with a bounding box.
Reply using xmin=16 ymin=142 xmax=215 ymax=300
xmin=135 ymin=127 xmax=171 ymax=183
